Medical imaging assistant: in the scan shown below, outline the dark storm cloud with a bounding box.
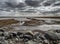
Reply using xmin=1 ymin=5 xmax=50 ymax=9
xmin=25 ymin=0 xmax=44 ymax=7
xmin=41 ymin=0 xmax=55 ymax=6
xmin=0 ymin=0 xmax=60 ymax=15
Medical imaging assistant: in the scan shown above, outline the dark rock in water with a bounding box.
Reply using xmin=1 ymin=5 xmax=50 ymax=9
xmin=0 ymin=32 xmax=4 ymax=36
xmin=5 ymin=35 xmax=11 ymax=40
xmin=0 ymin=29 xmax=4 ymax=32
xmin=25 ymin=32 xmax=33 ymax=37
xmin=44 ymin=32 xmax=58 ymax=41
xmin=21 ymin=32 xmax=33 ymax=42
xmin=25 ymin=0 xmax=43 ymax=7
xmin=33 ymin=33 xmax=45 ymax=42
xmin=7 ymin=35 xmax=13 ymax=39
xmin=57 ymin=34 xmax=60 ymax=40
xmin=0 ymin=43 xmax=2 ymax=44
xmin=55 ymin=30 xmax=60 ymax=33
xmin=17 ymin=32 xmax=23 ymax=36
xmin=7 ymin=32 xmax=17 ymax=39
xmin=10 ymin=33 xmax=17 ymax=37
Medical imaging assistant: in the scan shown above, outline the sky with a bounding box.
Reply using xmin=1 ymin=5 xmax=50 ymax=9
xmin=0 ymin=0 xmax=60 ymax=16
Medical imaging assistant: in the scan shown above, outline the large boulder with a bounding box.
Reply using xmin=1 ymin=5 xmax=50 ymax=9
xmin=44 ymin=32 xmax=58 ymax=41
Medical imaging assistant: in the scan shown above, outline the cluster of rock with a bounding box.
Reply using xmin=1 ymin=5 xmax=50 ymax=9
xmin=0 ymin=29 xmax=60 ymax=44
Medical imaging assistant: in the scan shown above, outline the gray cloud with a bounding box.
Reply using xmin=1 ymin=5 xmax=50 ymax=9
xmin=0 ymin=0 xmax=60 ymax=15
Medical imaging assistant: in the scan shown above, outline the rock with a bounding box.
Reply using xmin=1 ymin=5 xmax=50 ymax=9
xmin=10 ymin=32 xmax=17 ymax=38
xmin=0 ymin=29 xmax=4 ymax=32
xmin=44 ymin=32 xmax=58 ymax=41
xmin=22 ymin=32 xmax=33 ymax=42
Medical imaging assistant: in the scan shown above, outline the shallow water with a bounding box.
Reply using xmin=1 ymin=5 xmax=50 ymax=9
xmin=0 ymin=18 xmax=60 ymax=31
